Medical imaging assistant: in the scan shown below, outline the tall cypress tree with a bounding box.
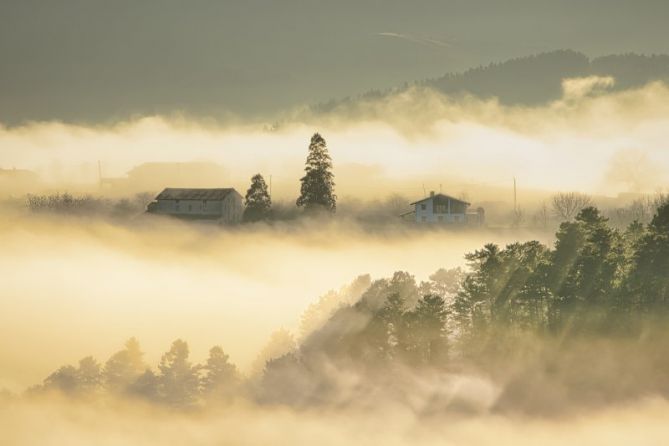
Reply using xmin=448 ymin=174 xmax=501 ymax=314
xmin=243 ymin=173 xmax=272 ymax=222
xmin=296 ymin=133 xmax=336 ymax=212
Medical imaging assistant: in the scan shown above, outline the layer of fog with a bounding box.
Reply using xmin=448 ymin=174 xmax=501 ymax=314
xmin=0 ymin=213 xmax=551 ymax=392
xmin=2 ymin=396 xmax=668 ymax=446
xmin=2 ymin=77 xmax=669 ymax=201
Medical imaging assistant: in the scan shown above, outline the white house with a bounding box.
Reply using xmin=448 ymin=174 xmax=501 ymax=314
xmin=410 ymin=191 xmax=484 ymax=225
xmin=147 ymin=188 xmax=243 ymax=223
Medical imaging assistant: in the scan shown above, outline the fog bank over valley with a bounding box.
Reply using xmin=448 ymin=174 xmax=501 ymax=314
xmin=2 ymin=78 xmax=669 ymax=202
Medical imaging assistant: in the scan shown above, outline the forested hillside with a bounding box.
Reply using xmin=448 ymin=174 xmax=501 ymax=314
xmin=313 ymin=50 xmax=669 ymax=113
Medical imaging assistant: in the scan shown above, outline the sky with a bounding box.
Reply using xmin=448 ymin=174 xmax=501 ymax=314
xmin=2 ymin=0 xmax=669 ymax=124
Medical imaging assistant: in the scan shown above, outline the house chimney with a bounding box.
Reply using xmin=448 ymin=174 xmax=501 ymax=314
xmin=430 ymin=191 xmax=435 ymax=197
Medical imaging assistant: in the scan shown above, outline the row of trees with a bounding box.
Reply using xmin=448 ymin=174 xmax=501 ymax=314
xmin=26 ymin=192 xmax=153 ymax=217
xmin=243 ymin=133 xmax=336 ymax=222
xmin=516 ymin=192 xmax=667 ymax=230
xmin=455 ymin=203 xmax=669 ymax=341
xmin=32 ymin=338 xmax=239 ymax=407
xmin=27 ymin=268 xmax=464 ymax=408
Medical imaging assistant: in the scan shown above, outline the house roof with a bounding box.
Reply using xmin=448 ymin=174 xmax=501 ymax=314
xmin=410 ymin=193 xmax=471 ymax=206
xmin=156 ymin=188 xmax=237 ymax=201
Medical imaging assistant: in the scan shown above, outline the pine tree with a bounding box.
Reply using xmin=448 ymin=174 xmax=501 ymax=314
xmin=200 ymin=346 xmax=239 ymax=402
xmin=157 ymin=339 xmax=200 ymax=407
xmin=243 ymin=174 xmax=272 ymax=222
xmin=626 ymin=201 xmax=669 ymax=313
xmin=103 ymin=337 xmax=146 ymax=394
xmin=296 ymin=133 xmax=336 ymax=212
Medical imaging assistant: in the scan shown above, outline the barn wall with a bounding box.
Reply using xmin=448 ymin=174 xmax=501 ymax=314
xmin=222 ymin=192 xmax=243 ymax=223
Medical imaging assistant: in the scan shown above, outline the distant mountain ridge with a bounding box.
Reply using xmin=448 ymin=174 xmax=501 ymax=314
xmin=311 ymin=50 xmax=669 ymax=113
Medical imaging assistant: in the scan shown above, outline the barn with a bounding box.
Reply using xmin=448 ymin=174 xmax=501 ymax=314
xmin=147 ymin=188 xmax=243 ymax=223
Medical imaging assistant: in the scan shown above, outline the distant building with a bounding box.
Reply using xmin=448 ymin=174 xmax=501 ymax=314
xmin=409 ymin=191 xmax=484 ymax=226
xmin=147 ymin=188 xmax=243 ymax=223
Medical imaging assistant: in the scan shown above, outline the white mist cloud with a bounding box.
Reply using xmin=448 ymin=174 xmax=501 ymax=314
xmin=1 ymin=79 xmax=669 ymax=199
xmin=562 ymin=75 xmax=615 ymax=100
xmin=2 ymin=396 xmax=669 ymax=446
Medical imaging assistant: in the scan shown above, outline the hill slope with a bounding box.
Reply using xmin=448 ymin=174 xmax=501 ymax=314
xmin=312 ymin=50 xmax=669 ymax=113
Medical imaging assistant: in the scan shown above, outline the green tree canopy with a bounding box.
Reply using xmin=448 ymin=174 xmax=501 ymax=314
xmin=296 ymin=133 xmax=336 ymax=212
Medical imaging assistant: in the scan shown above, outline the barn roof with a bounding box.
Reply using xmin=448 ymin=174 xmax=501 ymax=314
xmin=410 ymin=193 xmax=471 ymax=206
xmin=156 ymin=188 xmax=237 ymax=201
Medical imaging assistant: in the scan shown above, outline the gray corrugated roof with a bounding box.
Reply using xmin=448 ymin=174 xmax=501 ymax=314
xmin=156 ymin=188 xmax=236 ymax=201
xmin=410 ymin=193 xmax=471 ymax=206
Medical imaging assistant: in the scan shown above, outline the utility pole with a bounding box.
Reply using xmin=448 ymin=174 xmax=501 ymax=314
xmin=513 ymin=177 xmax=517 ymax=213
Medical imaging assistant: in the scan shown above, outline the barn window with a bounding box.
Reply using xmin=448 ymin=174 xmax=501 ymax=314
xmin=421 ymin=203 xmax=426 ymax=210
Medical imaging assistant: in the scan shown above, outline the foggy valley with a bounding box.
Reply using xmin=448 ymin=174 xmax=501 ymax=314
xmin=3 ymin=2 xmax=669 ymax=444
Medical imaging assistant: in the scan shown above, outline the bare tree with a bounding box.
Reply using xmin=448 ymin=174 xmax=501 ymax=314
xmin=533 ymin=202 xmax=550 ymax=229
xmin=551 ymin=192 xmax=593 ymax=221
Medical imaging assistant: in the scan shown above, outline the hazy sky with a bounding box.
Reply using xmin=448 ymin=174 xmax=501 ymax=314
xmin=2 ymin=0 xmax=669 ymax=124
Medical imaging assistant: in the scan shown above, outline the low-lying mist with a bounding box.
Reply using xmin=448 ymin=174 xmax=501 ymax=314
xmin=2 ymin=396 xmax=669 ymax=446
xmin=0 ymin=211 xmax=548 ymax=392
xmin=2 ymin=200 xmax=669 ymax=444
xmin=2 ymin=77 xmax=669 ymax=201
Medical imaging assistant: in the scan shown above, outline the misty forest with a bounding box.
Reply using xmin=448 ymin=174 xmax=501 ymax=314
xmin=5 ymin=2 xmax=669 ymax=445
xmin=13 ymin=197 xmax=668 ymax=415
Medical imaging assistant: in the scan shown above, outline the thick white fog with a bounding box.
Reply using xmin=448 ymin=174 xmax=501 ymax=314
xmin=2 ymin=396 xmax=669 ymax=446
xmin=0 ymin=213 xmax=550 ymax=391
xmin=1 ymin=78 xmax=669 ymax=199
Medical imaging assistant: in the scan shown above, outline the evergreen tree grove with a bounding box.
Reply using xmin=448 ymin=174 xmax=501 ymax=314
xmin=296 ymin=133 xmax=336 ymax=212
xmin=243 ymin=174 xmax=272 ymax=222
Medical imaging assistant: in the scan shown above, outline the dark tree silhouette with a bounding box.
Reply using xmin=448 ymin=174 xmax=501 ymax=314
xmin=296 ymin=133 xmax=336 ymax=212
xmin=243 ymin=174 xmax=272 ymax=222
xmin=625 ymin=201 xmax=669 ymax=314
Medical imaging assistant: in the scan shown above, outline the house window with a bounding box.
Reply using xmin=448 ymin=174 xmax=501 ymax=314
xmin=421 ymin=203 xmax=426 ymax=210
xmin=203 ymin=200 xmax=207 ymax=210
xmin=188 ymin=204 xmax=192 ymax=212
xmin=175 ymin=200 xmax=180 ymax=211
